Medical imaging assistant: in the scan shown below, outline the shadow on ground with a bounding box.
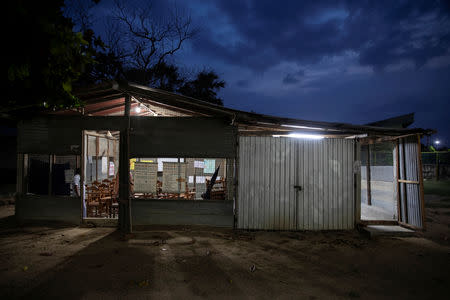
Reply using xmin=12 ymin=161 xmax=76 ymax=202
xmin=1 ymin=202 xmax=449 ymax=299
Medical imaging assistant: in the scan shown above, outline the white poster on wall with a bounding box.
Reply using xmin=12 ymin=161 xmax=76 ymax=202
xmin=101 ymin=157 xmax=108 ymax=174
xmin=109 ymin=161 xmax=115 ymax=176
xmin=196 ymin=176 xmax=206 ymax=184
xmin=194 ymin=160 xmax=205 ymax=168
xmin=162 ymin=162 xmax=187 ymax=193
xmin=204 ymin=159 xmax=215 ymax=173
xmin=134 ymin=162 xmax=158 ymax=193
xmin=158 ymin=158 xmax=184 ymax=171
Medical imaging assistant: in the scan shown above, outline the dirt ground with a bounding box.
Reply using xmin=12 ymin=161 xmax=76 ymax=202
xmin=1 ymin=196 xmax=449 ymax=299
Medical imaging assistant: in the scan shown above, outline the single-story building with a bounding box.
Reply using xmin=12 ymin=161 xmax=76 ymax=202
xmin=13 ymin=81 xmax=433 ymax=232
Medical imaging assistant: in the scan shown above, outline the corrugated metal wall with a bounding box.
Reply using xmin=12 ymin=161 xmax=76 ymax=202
xmin=129 ymin=117 xmax=237 ymax=158
xmin=398 ymin=136 xmax=423 ymax=228
xmin=237 ymin=137 xmax=355 ymax=230
xmin=18 ymin=118 xmax=81 ymax=155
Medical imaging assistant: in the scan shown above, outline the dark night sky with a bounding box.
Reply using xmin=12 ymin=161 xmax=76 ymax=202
xmin=89 ymin=0 xmax=450 ymax=145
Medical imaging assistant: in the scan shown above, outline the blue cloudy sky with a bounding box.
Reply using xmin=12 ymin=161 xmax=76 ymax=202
xmin=87 ymin=0 xmax=450 ymax=145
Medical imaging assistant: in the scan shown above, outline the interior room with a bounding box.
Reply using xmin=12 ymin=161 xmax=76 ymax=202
xmin=83 ymin=130 xmax=120 ymax=219
xmin=130 ymin=157 xmax=232 ymax=201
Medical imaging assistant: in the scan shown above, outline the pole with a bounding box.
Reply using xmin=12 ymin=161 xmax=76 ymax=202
xmin=119 ymin=94 xmax=131 ymax=233
xmin=366 ymin=144 xmax=372 ymax=206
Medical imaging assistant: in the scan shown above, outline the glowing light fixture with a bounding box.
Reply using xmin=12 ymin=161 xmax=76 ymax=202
xmin=135 ymin=105 xmax=142 ymax=113
xmin=434 ymin=140 xmax=440 ymax=145
xmin=273 ymin=133 xmax=325 ymax=140
xmin=288 ymin=133 xmax=324 ymax=139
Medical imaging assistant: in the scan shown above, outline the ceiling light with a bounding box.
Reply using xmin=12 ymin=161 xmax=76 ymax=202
xmin=273 ymin=133 xmax=325 ymax=139
xmin=287 ymin=133 xmax=325 ymax=139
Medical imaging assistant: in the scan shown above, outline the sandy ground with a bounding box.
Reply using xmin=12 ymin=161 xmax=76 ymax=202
xmin=1 ymin=196 xmax=449 ymax=299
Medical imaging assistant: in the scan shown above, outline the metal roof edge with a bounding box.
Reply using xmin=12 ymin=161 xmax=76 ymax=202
xmin=75 ymin=81 xmax=435 ymax=136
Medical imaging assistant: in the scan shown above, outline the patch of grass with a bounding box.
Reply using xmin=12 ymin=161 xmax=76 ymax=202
xmin=423 ymin=180 xmax=450 ymax=197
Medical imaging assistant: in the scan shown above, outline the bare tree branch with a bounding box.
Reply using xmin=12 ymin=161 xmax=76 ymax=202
xmin=110 ymin=0 xmax=198 ymax=85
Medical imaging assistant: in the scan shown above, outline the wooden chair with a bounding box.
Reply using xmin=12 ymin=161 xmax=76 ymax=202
xmin=107 ymin=179 xmax=119 ymax=218
xmin=206 ymin=178 xmax=227 ymax=200
xmin=184 ymin=182 xmax=196 ymax=200
xmin=85 ymin=185 xmax=101 ymax=217
xmin=97 ymin=183 xmax=111 ymax=217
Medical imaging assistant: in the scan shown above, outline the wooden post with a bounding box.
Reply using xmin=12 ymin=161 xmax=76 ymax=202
xmin=23 ymin=154 xmax=28 ymax=194
xmin=234 ymin=133 xmax=239 ymax=229
xmin=16 ymin=154 xmax=24 ymax=194
xmin=396 ymin=140 xmax=401 ymax=222
xmin=81 ymin=131 xmax=86 ymax=222
xmin=366 ymin=144 xmax=372 ymax=206
xmin=48 ymin=154 xmax=54 ymax=196
xmin=95 ymin=136 xmax=99 ymax=182
xmin=401 ymin=138 xmax=409 ymax=223
xmin=417 ymin=134 xmax=426 ymax=230
xmin=436 ymin=152 xmax=440 ymax=181
xmin=119 ymin=95 xmax=131 ymax=233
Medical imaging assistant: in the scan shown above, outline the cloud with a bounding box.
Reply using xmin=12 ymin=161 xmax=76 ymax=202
xmin=236 ymin=79 xmax=249 ymax=87
xmin=190 ymin=0 xmax=450 ymax=73
xmin=282 ymin=69 xmax=305 ymax=85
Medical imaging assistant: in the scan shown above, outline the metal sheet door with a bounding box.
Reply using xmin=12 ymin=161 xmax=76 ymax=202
xmin=237 ymin=137 xmax=355 ymax=230
xmin=296 ymin=139 xmax=355 ymax=230
xmin=397 ymin=135 xmax=425 ymax=228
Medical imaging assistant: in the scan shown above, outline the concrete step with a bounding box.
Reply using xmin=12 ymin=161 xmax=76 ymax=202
xmin=362 ymin=225 xmax=416 ymax=238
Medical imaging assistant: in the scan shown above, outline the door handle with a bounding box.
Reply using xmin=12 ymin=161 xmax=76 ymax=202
xmin=294 ymin=185 xmax=302 ymax=191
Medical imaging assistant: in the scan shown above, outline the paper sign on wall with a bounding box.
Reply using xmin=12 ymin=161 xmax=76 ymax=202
xmin=134 ymin=162 xmax=158 ymax=193
xmin=204 ymin=159 xmax=215 ymax=174
xmin=196 ymin=176 xmax=206 ymax=184
xmin=109 ymin=161 xmax=115 ymax=176
xmin=101 ymin=157 xmax=108 ymax=174
xmin=130 ymin=158 xmax=136 ymax=170
xmin=194 ymin=160 xmax=205 ymax=168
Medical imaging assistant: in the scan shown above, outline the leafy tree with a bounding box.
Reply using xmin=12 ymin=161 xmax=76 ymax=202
xmin=178 ymin=71 xmax=225 ymax=106
xmin=5 ymin=0 xmax=95 ymax=111
xmin=46 ymin=0 xmax=226 ymax=107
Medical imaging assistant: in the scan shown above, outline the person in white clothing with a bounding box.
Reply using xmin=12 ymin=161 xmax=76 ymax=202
xmin=73 ymin=168 xmax=81 ymax=197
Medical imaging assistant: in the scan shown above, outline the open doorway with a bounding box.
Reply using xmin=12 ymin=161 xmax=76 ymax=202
xmin=360 ymin=142 xmax=398 ymax=221
xmin=82 ymin=130 xmax=120 ymax=221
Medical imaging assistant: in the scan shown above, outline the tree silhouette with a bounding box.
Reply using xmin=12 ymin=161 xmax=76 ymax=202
xmin=6 ymin=0 xmax=95 ymax=111
xmin=178 ymin=71 xmax=225 ymax=106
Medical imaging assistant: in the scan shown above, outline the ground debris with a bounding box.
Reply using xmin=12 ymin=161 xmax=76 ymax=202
xmin=233 ymin=233 xmax=255 ymax=241
xmin=138 ymin=279 xmax=150 ymax=288
xmin=39 ymin=252 xmax=53 ymax=256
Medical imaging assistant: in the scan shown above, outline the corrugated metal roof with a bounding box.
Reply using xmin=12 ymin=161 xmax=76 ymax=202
xmin=70 ymin=80 xmax=434 ymax=137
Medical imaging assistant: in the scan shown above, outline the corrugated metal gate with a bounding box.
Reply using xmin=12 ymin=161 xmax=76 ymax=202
xmin=397 ymin=135 xmax=425 ymax=228
xmin=237 ymin=137 xmax=356 ymax=230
